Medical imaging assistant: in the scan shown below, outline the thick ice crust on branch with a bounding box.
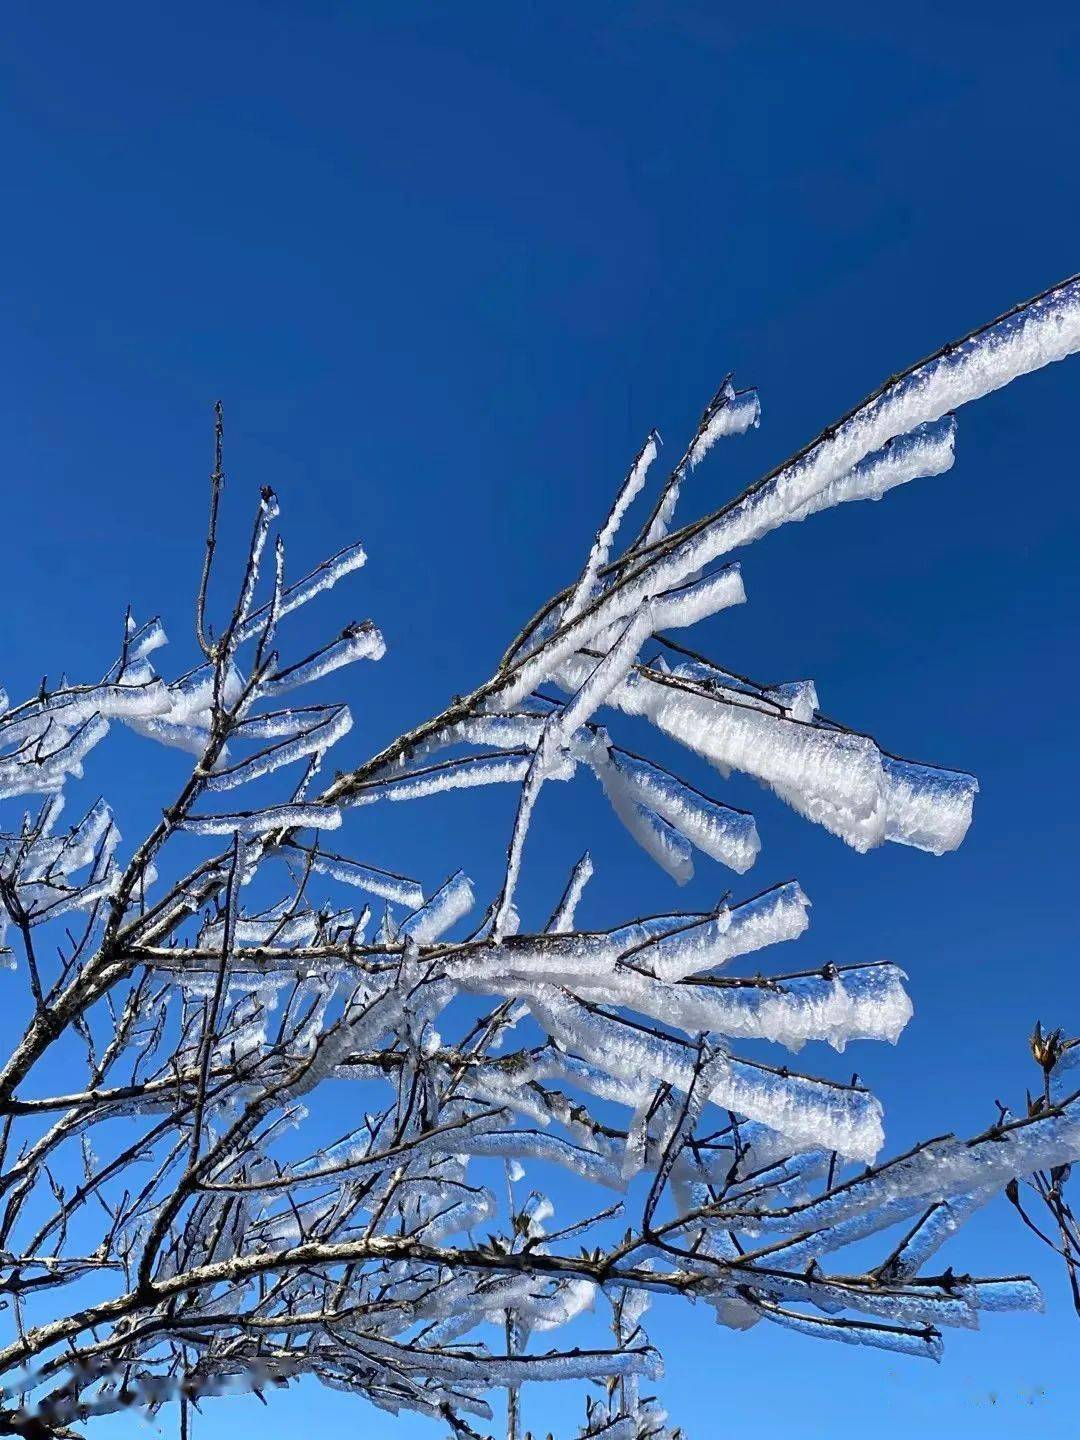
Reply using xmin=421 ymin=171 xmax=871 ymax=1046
xmin=3 ymin=276 xmax=1080 ymax=1436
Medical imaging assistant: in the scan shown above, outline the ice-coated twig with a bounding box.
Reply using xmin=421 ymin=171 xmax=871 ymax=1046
xmin=3 ymin=278 xmax=1080 ymax=1439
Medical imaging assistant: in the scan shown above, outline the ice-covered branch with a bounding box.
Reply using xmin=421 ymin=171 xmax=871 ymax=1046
xmin=3 ymin=275 xmax=1080 ymax=1439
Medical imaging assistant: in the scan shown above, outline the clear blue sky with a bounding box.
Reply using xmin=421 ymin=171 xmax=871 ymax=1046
xmin=3 ymin=3 xmax=1079 ymax=1437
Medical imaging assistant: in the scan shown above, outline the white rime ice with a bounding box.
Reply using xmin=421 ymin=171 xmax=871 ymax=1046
xmin=591 ymin=662 xmax=980 ymax=856
xmin=642 ymin=378 xmax=761 ymax=547
xmin=567 ymin=962 xmax=914 ymax=1053
xmin=547 ymin=851 xmax=594 ymax=932
xmin=5 ymin=278 xmax=1080 ymax=1434
xmin=526 ymin=987 xmax=885 ymax=1161
xmin=639 ymin=883 xmax=811 ymax=981
xmin=880 ymin=755 xmax=979 ymax=856
xmin=564 ymin=432 xmax=660 ymax=623
xmin=400 ymin=871 xmax=474 ymax=943
xmin=600 ymin=745 xmax=760 ymax=874
xmin=258 ymin=622 xmax=385 ymax=697
xmin=688 ymin=380 xmax=762 ymax=469
xmin=234 ymin=540 xmax=369 ymax=643
xmin=301 ymin=851 xmax=425 ymax=909
xmin=181 ymin=802 xmax=343 ymax=836
xmin=784 ymin=416 xmax=957 ymax=524
xmin=648 ymin=564 xmax=747 ymax=631
xmin=884 ymin=1191 xmax=993 ymax=1278
xmin=348 ymin=752 xmax=575 ymax=805
xmin=205 ymin=705 xmax=354 ymax=791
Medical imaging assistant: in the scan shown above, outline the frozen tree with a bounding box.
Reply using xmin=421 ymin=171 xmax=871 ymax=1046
xmin=2 ymin=274 xmax=1080 ymax=1440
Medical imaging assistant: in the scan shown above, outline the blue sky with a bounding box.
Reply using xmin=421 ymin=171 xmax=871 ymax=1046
xmin=2 ymin=3 xmax=1079 ymax=1436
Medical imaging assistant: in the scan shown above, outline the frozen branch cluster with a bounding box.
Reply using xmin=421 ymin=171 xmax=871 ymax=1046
xmin=2 ymin=276 xmax=1080 ymax=1439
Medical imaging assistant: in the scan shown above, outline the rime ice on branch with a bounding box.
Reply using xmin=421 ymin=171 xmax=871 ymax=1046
xmin=2 ymin=274 xmax=1080 ymax=1439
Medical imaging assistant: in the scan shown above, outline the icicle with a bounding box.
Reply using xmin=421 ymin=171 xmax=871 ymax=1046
xmin=422 ymin=713 xmax=548 ymax=756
